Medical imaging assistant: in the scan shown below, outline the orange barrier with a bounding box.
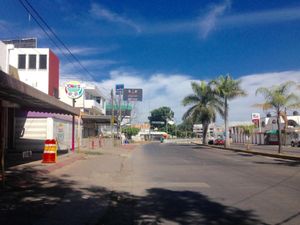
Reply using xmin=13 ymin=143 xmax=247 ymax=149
xmin=42 ymin=139 xmax=57 ymax=163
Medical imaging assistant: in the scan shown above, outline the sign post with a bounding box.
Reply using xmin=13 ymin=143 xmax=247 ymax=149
xmin=65 ymin=81 xmax=84 ymax=152
xmin=252 ymin=113 xmax=261 ymax=132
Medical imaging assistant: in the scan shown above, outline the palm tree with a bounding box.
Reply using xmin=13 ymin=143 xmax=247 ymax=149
xmin=211 ymin=74 xmax=247 ymax=148
xmin=239 ymin=124 xmax=255 ymax=150
xmin=255 ymin=81 xmax=300 ymax=153
xmin=182 ymin=81 xmax=223 ymax=144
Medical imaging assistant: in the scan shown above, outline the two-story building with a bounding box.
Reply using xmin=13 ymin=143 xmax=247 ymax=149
xmin=59 ymin=83 xmax=108 ymax=138
xmin=0 ymin=39 xmax=80 ymax=151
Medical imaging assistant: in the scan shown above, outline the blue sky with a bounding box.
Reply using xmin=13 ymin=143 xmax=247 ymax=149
xmin=1 ymin=0 xmax=300 ymax=123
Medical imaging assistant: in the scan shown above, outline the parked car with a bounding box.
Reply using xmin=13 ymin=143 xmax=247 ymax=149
xmin=214 ymin=138 xmax=225 ymax=145
xmin=208 ymin=138 xmax=214 ymax=145
xmin=291 ymin=132 xmax=300 ymax=147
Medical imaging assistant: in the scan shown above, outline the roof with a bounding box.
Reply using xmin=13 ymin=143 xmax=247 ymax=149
xmin=0 ymin=70 xmax=79 ymax=115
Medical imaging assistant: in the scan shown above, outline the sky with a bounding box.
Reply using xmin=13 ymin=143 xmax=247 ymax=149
xmin=1 ymin=0 xmax=300 ymax=124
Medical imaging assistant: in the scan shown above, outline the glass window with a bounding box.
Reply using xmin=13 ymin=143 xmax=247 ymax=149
xmin=18 ymin=54 xmax=26 ymax=69
xmin=39 ymin=54 xmax=47 ymax=69
xmin=29 ymin=54 xmax=36 ymax=69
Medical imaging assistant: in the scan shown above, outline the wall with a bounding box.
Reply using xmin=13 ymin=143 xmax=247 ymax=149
xmin=15 ymin=116 xmax=79 ymax=151
xmin=48 ymin=50 xmax=59 ymax=97
xmin=9 ymin=48 xmax=49 ymax=94
xmin=0 ymin=41 xmax=8 ymax=72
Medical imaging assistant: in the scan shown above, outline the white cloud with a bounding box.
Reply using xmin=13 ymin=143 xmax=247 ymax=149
xmin=198 ymin=0 xmax=231 ymax=38
xmin=61 ymin=69 xmax=300 ymax=125
xmin=89 ymin=3 xmax=141 ymax=33
xmin=229 ymin=71 xmax=300 ymax=123
xmin=60 ymin=59 xmax=119 ymax=81
xmin=145 ymin=5 xmax=300 ymax=36
xmin=52 ymin=45 xmax=118 ymax=56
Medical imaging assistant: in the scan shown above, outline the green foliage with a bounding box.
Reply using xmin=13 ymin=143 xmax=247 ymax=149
xmin=182 ymin=81 xmax=223 ymax=144
xmin=239 ymin=125 xmax=256 ymax=137
xmin=148 ymin=106 xmax=174 ymax=129
xmin=255 ymin=81 xmax=300 ymax=153
xmin=177 ymin=118 xmax=194 ymax=132
xmin=255 ymin=81 xmax=300 ymax=112
xmin=210 ymin=74 xmax=246 ymax=147
xmin=121 ymin=127 xmax=140 ymax=139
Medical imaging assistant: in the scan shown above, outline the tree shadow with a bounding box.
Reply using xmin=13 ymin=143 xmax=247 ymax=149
xmin=253 ymin=159 xmax=300 ymax=167
xmin=96 ymin=188 xmax=268 ymax=225
xmin=1 ymin=168 xmax=268 ymax=225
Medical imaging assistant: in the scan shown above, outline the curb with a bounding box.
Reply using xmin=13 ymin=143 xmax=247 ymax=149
xmin=192 ymin=142 xmax=300 ymax=161
xmin=39 ymin=154 xmax=86 ymax=174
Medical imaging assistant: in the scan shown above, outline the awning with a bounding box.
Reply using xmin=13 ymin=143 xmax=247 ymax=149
xmin=0 ymin=70 xmax=79 ymax=115
xmin=266 ymin=130 xmax=278 ymax=134
xmin=81 ymin=114 xmax=111 ymax=124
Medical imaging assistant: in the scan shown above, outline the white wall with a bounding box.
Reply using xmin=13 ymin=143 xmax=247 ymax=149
xmin=9 ymin=48 xmax=50 ymax=94
xmin=0 ymin=41 xmax=8 ymax=72
xmin=15 ymin=116 xmax=79 ymax=151
xmin=59 ymin=83 xmax=106 ymax=115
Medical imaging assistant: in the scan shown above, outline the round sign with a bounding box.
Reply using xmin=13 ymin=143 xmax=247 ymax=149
xmin=65 ymin=81 xmax=84 ymax=99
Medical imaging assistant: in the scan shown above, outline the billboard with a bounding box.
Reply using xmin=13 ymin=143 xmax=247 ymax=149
xmin=115 ymin=84 xmax=124 ymax=95
xmin=123 ymin=88 xmax=143 ymax=101
xmin=65 ymin=81 xmax=84 ymax=99
xmin=251 ymin=113 xmax=260 ymax=126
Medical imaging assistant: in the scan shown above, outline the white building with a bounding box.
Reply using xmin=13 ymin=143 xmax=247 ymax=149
xmin=8 ymin=47 xmax=59 ymax=97
xmin=60 ymin=82 xmax=108 ymax=138
xmin=0 ymin=39 xmax=80 ymax=151
xmin=59 ymin=83 xmax=106 ymax=115
xmin=193 ymin=123 xmax=224 ymax=139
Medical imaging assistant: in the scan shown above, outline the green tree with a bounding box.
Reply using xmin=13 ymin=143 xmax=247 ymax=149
xmin=121 ymin=127 xmax=140 ymax=139
xmin=148 ymin=106 xmax=174 ymax=130
xmin=239 ymin=124 xmax=256 ymax=150
xmin=211 ymin=75 xmax=246 ymax=148
xmin=182 ymin=81 xmax=223 ymax=144
xmin=255 ymin=81 xmax=300 ymax=153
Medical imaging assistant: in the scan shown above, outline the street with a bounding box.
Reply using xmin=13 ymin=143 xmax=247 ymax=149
xmin=1 ymin=143 xmax=300 ymax=225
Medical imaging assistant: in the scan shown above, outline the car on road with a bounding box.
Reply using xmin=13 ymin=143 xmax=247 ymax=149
xmin=214 ymin=138 xmax=225 ymax=145
xmin=291 ymin=132 xmax=300 ymax=147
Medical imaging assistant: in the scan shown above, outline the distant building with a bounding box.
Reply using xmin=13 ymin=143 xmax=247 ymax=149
xmin=193 ymin=123 xmax=224 ymax=139
xmin=59 ymin=83 xmax=108 ymax=137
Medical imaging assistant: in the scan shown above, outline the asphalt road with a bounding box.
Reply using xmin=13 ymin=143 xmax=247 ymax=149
xmin=128 ymin=143 xmax=300 ymax=225
xmin=2 ymin=143 xmax=300 ymax=225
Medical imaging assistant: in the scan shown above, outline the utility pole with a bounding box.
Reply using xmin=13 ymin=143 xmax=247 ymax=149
xmin=111 ymin=89 xmax=114 ymax=142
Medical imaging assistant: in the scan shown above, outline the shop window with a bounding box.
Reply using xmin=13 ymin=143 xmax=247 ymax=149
xmin=18 ymin=54 xmax=26 ymax=69
xmin=29 ymin=54 xmax=36 ymax=69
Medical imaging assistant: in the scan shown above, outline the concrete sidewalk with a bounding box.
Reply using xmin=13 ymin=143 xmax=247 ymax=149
xmin=5 ymin=142 xmax=140 ymax=175
xmin=193 ymin=142 xmax=300 ymax=161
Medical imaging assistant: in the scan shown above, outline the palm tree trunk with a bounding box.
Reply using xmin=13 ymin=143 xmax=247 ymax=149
xmin=202 ymin=122 xmax=209 ymax=145
xmin=224 ymin=98 xmax=229 ymax=148
xmin=277 ymin=111 xmax=282 ymax=154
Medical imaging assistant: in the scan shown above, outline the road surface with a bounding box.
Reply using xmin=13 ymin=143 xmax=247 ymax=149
xmin=1 ymin=143 xmax=300 ymax=225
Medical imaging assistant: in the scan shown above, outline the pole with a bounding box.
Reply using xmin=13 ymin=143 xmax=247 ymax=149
xmin=118 ymin=93 xmax=121 ymax=139
xmin=77 ymin=112 xmax=81 ymax=152
xmin=72 ymin=99 xmax=75 ymax=152
xmin=111 ymin=89 xmax=114 ymax=145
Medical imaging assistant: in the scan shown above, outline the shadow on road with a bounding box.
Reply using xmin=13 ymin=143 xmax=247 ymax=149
xmin=1 ymin=167 xmax=269 ymax=225
xmin=253 ymin=159 xmax=300 ymax=167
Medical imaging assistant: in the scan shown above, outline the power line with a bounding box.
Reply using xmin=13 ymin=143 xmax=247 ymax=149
xmin=18 ymin=0 xmax=97 ymax=81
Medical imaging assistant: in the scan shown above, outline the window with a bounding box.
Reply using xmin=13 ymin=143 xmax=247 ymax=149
xmin=18 ymin=54 xmax=26 ymax=69
xmin=29 ymin=54 xmax=36 ymax=69
xmin=39 ymin=54 xmax=47 ymax=69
